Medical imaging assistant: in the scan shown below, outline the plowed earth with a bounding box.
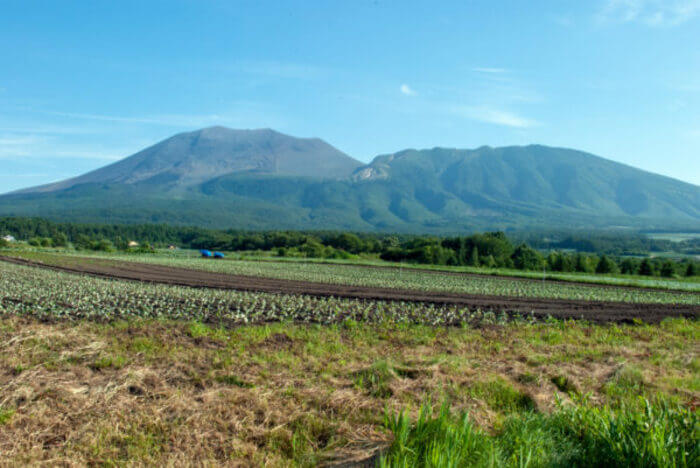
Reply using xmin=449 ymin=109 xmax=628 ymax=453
xmin=1 ymin=255 xmax=697 ymax=323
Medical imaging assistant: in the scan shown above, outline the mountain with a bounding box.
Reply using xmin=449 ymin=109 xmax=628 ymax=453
xmin=18 ymin=127 xmax=362 ymax=193
xmin=1 ymin=128 xmax=698 ymax=232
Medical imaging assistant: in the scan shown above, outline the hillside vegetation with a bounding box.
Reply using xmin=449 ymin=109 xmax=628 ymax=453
xmin=1 ymin=128 xmax=697 ymax=231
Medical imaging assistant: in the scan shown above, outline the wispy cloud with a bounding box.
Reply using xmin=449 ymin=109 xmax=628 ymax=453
xmin=39 ymin=107 xmax=285 ymax=129
xmin=598 ymin=0 xmax=700 ymax=26
xmin=472 ymin=67 xmax=508 ymax=74
xmin=400 ymin=84 xmax=417 ymax=96
xmin=451 ymin=106 xmax=539 ymax=128
xmin=0 ymin=132 xmax=126 ymax=161
xmin=0 ymin=136 xmax=45 ymax=146
xmin=42 ymin=110 xmax=203 ymax=126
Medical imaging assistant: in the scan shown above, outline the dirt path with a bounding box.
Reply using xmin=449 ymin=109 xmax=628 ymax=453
xmin=1 ymin=255 xmax=697 ymax=323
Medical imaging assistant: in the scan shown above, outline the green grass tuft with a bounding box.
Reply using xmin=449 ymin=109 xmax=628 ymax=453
xmin=0 ymin=406 xmax=14 ymax=425
xmin=470 ymin=377 xmax=536 ymax=413
xmin=214 ymin=374 xmax=254 ymax=388
xmin=380 ymin=397 xmax=699 ymax=467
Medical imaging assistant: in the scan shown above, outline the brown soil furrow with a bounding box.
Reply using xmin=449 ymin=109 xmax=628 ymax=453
xmin=1 ymin=255 xmax=697 ymax=323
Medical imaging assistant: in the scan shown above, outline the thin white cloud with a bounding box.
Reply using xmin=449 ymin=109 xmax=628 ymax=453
xmin=0 ymin=136 xmax=45 ymax=146
xmin=0 ymin=132 xmax=128 ymax=161
xmin=452 ymin=106 xmax=540 ymax=128
xmin=37 ymin=102 xmax=287 ymax=129
xmin=598 ymin=0 xmax=700 ymax=26
xmin=43 ymin=111 xmax=192 ymax=125
xmin=400 ymin=84 xmax=417 ymax=96
xmin=472 ymin=67 xmax=508 ymax=74
xmin=0 ymin=148 xmax=123 ymax=161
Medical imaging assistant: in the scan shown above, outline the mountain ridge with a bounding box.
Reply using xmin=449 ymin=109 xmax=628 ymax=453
xmin=2 ymin=127 xmax=698 ymax=232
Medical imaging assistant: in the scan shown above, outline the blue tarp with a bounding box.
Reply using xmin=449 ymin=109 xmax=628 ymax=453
xmin=213 ymin=252 xmax=225 ymax=258
xmin=200 ymin=249 xmax=213 ymax=257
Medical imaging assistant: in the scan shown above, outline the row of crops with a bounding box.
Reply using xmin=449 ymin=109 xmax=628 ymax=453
xmin=0 ymin=262 xmax=530 ymax=326
xmin=14 ymin=251 xmax=700 ymax=305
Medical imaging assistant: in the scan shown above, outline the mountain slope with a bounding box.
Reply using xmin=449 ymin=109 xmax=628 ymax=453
xmin=353 ymin=145 xmax=699 ymax=221
xmin=1 ymin=129 xmax=698 ymax=232
xmin=18 ymin=127 xmax=362 ymax=193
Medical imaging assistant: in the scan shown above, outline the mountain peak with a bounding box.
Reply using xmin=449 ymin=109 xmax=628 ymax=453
xmin=16 ymin=127 xmax=362 ymax=193
xmin=193 ymin=126 xmax=278 ymax=136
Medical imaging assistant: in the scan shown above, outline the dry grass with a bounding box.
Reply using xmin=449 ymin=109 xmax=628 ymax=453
xmin=0 ymin=316 xmax=697 ymax=466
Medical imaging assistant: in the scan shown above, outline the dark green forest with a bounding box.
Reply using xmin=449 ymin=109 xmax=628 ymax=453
xmin=1 ymin=217 xmax=698 ymax=278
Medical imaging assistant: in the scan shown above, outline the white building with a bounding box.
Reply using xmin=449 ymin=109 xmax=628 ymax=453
xmin=2 ymin=235 xmax=15 ymax=242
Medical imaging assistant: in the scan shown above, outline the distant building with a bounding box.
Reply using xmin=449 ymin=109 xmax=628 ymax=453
xmin=2 ymin=235 xmax=15 ymax=242
xmin=168 ymin=245 xmax=177 ymax=250
xmin=128 ymin=241 xmax=139 ymax=247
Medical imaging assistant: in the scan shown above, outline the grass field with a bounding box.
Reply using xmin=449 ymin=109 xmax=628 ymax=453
xmin=0 ymin=315 xmax=697 ymax=466
xmin=6 ymin=250 xmax=700 ymax=305
xmin=0 ymin=252 xmax=697 ymax=466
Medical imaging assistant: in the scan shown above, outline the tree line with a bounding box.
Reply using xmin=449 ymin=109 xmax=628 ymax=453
xmin=0 ymin=217 xmax=697 ymax=277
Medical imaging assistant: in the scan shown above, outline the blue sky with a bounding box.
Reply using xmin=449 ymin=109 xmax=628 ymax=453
xmin=1 ymin=0 xmax=699 ymax=193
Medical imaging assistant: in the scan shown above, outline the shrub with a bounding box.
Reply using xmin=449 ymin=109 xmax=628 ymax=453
xmin=0 ymin=237 xmax=8 ymax=248
xmin=93 ymin=239 xmax=115 ymax=252
xmin=52 ymin=233 xmax=68 ymax=247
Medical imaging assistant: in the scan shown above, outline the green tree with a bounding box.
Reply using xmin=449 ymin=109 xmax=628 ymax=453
xmin=301 ymin=239 xmax=325 ymax=258
xmin=0 ymin=237 xmax=8 ymax=248
xmin=638 ymin=258 xmax=654 ymax=276
xmin=467 ymin=246 xmax=480 ymax=267
xmin=74 ymin=234 xmax=93 ymax=250
xmin=574 ymin=254 xmax=593 ymax=273
xmin=619 ymin=258 xmax=639 ymax=275
xmin=595 ymin=255 xmax=618 ymax=274
xmin=686 ymin=263 xmax=698 ymax=277
xmin=659 ymin=260 xmax=676 ymax=278
xmin=330 ymin=233 xmax=363 ymax=254
xmin=28 ymin=237 xmax=42 ymax=247
xmin=52 ymin=232 xmax=68 ymax=247
xmin=511 ymin=244 xmax=544 ymax=270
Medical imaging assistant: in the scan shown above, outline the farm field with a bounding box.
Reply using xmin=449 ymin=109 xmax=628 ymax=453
xmin=8 ymin=247 xmax=700 ymax=291
xmin=211 ymin=251 xmax=700 ymax=290
xmin=4 ymin=250 xmax=700 ymax=306
xmin=0 ymin=253 xmax=698 ymax=466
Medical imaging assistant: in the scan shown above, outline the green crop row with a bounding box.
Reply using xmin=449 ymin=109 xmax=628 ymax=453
xmin=12 ymin=250 xmax=700 ymax=305
xmin=0 ymin=262 xmax=537 ymax=326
